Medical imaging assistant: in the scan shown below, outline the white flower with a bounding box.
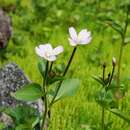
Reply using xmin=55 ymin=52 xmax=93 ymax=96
xmin=35 ymin=43 xmax=64 ymax=61
xmin=68 ymin=27 xmax=92 ymax=46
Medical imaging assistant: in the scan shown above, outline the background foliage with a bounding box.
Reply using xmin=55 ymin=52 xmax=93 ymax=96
xmin=0 ymin=0 xmax=130 ymax=130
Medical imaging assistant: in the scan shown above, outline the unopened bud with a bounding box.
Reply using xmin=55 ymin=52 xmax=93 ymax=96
xmin=103 ymin=62 xmax=106 ymax=68
xmin=112 ymin=57 xmax=116 ymax=66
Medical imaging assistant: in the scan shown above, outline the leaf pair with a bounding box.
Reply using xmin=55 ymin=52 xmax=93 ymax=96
xmin=95 ymin=88 xmax=118 ymax=109
xmin=92 ymin=75 xmax=110 ymax=88
xmin=12 ymin=79 xmax=80 ymax=103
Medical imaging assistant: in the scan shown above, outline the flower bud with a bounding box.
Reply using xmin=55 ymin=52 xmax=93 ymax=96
xmin=112 ymin=57 xmax=116 ymax=66
xmin=102 ymin=62 xmax=106 ymax=68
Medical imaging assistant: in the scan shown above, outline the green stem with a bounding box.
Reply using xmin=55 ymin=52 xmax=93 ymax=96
xmin=101 ymin=107 xmax=105 ymax=130
xmin=102 ymin=64 xmax=106 ymax=82
xmin=101 ymin=63 xmax=106 ymax=130
xmin=49 ymin=47 xmax=77 ymax=107
xmin=117 ymin=37 xmax=124 ymax=89
xmin=49 ymin=62 xmax=53 ymax=73
xmin=117 ymin=7 xmax=129 ymax=89
xmin=63 ymin=47 xmax=77 ymax=76
xmin=108 ymin=65 xmax=115 ymax=87
xmin=41 ymin=61 xmax=49 ymax=130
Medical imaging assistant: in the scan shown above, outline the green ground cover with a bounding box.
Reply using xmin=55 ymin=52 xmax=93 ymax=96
xmin=0 ymin=0 xmax=130 ymax=130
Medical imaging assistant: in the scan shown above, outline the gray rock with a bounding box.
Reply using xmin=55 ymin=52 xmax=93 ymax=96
xmin=0 ymin=8 xmax=12 ymax=49
xmin=0 ymin=63 xmax=30 ymax=107
xmin=0 ymin=63 xmax=43 ymax=127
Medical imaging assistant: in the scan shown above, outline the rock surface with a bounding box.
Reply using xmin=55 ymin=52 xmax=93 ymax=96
xmin=0 ymin=63 xmax=30 ymax=107
xmin=0 ymin=8 xmax=12 ymax=49
xmin=0 ymin=63 xmax=43 ymax=127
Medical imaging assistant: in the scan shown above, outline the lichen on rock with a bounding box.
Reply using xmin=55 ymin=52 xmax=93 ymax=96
xmin=0 ymin=63 xmax=43 ymax=128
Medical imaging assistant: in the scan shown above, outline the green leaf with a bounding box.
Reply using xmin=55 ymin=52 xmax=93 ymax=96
xmin=4 ymin=105 xmax=40 ymax=128
xmin=37 ymin=58 xmax=46 ymax=77
xmin=0 ymin=123 xmax=5 ymax=130
xmin=48 ymin=76 xmax=64 ymax=84
xmin=108 ymin=108 xmax=130 ymax=124
xmin=15 ymin=124 xmax=30 ymax=130
xmin=54 ymin=64 xmax=65 ymax=74
xmin=96 ymin=88 xmax=118 ymax=109
xmin=11 ymin=83 xmax=43 ymax=101
xmin=105 ymin=19 xmax=123 ymax=35
xmin=92 ymin=75 xmax=105 ymax=86
xmin=124 ymin=37 xmax=130 ymax=45
xmin=54 ymin=78 xmax=80 ymax=102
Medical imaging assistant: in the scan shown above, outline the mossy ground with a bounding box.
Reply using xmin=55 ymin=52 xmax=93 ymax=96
xmin=0 ymin=0 xmax=130 ymax=130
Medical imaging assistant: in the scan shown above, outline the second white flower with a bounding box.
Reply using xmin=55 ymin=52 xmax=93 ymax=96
xmin=68 ymin=27 xmax=92 ymax=46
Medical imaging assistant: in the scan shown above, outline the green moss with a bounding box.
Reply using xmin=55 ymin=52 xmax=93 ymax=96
xmin=0 ymin=0 xmax=130 ymax=129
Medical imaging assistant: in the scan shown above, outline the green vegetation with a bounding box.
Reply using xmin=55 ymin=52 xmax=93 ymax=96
xmin=0 ymin=0 xmax=130 ymax=130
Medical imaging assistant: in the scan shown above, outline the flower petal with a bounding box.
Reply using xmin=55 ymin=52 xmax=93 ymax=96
xmin=53 ymin=45 xmax=64 ymax=55
xmin=35 ymin=43 xmax=63 ymax=61
xmin=78 ymin=29 xmax=92 ymax=44
xmin=39 ymin=43 xmax=53 ymax=52
xmin=79 ymin=36 xmax=92 ymax=45
xmin=68 ymin=38 xmax=77 ymax=46
xmin=35 ymin=46 xmax=45 ymax=58
xmin=47 ymin=55 xmax=56 ymax=61
xmin=69 ymin=27 xmax=78 ymax=42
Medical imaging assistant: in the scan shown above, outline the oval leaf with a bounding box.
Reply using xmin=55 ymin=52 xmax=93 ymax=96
xmin=54 ymin=78 xmax=80 ymax=102
xmin=11 ymin=83 xmax=43 ymax=101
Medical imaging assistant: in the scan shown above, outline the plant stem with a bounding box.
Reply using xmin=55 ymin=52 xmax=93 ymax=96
xmin=108 ymin=65 xmax=115 ymax=87
xmin=117 ymin=7 xmax=129 ymax=89
xmin=101 ymin=63 xmax=106 ymax=130
xmin=102 ymin=63 xmax=106 ymax=82
xmin=49 ymin=47 xmax=77 ymax=107
xmin=101 ymin=107 xmax=105 ymax=130
xmin=117 ymin=37 xmax=124 ymax=89
xmin=41 ymin=61 xmax=49 ymax=130
xmin=49 ymin=62 xmax=53 ymax=73
xmin=63 ymin=47 xmax=77 ymax=76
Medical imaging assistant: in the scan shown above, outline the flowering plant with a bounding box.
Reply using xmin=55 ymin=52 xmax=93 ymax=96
xmin=93 ymin=57 xmax=130 ymax=130
xmin=12 ymin=27 xmax=92 ymax=129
